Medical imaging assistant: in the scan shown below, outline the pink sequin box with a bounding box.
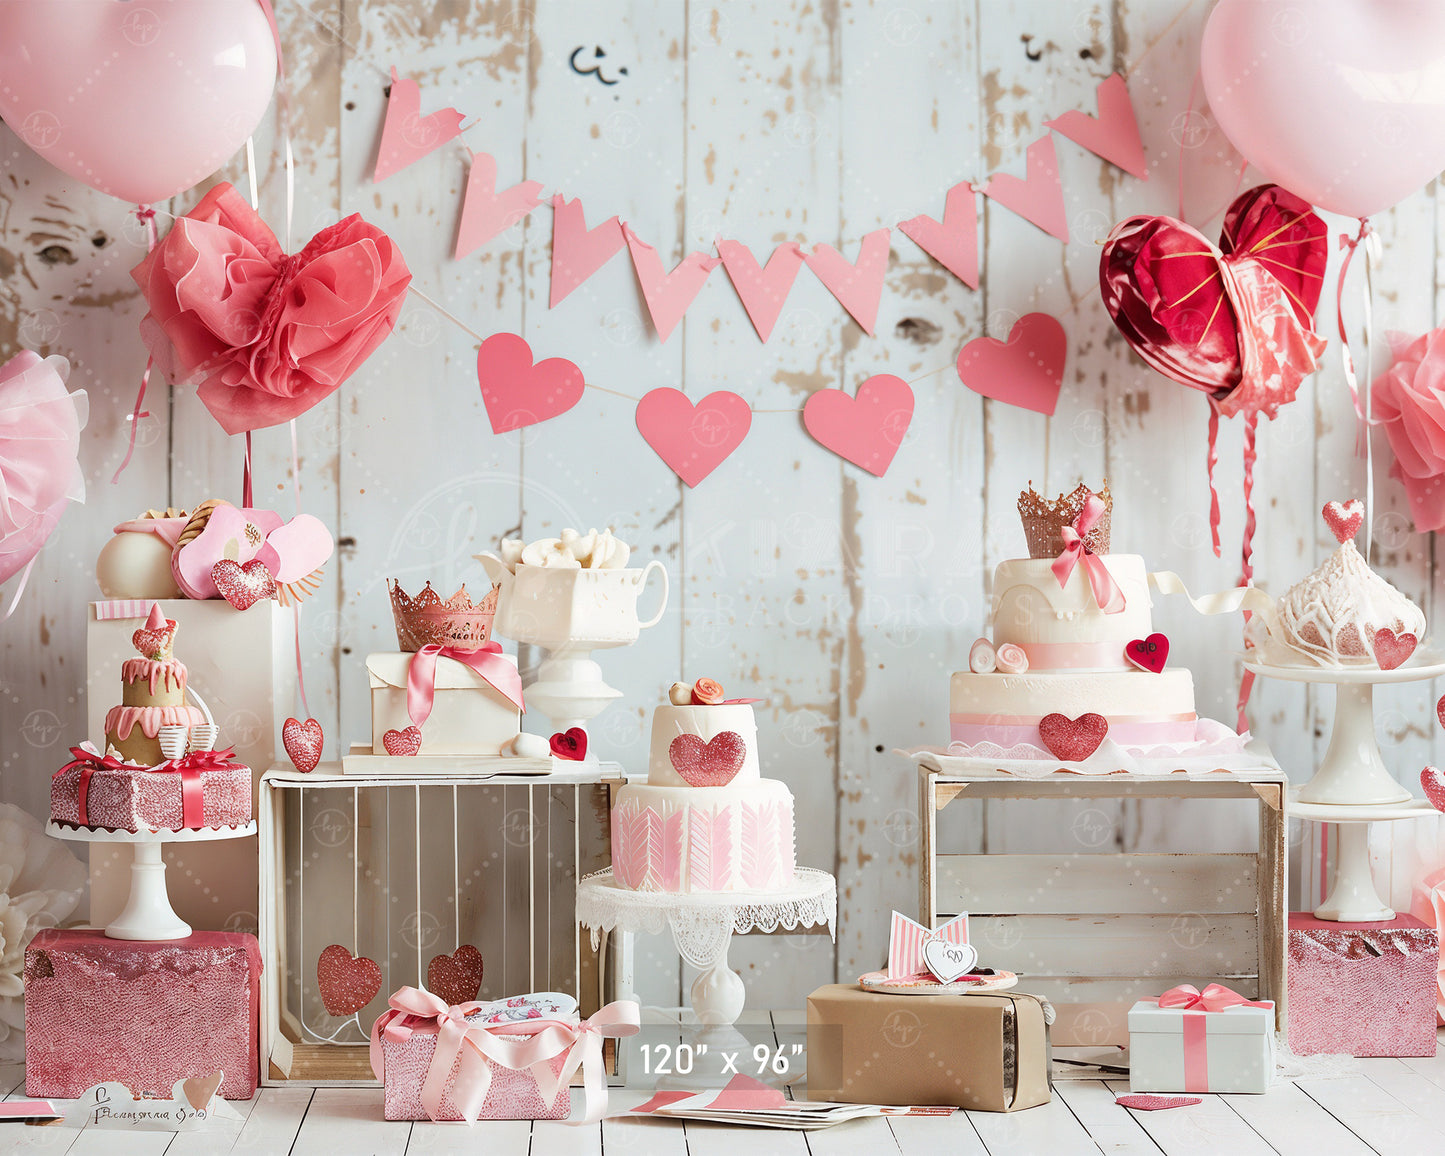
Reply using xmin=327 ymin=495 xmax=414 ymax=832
xmin=50 ymin=759 xmax=251 ymax=832
xmin=24 ymin=929 xmax=260 ymax=1100
xmin=378 ymin=1014 xmax=571 ymax=1121
xmin=1287 ymin=912 xmax=1438 ymax=1057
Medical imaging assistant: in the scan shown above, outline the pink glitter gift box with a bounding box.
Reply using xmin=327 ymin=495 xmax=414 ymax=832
xmin=50 ymin=745 xmax=251 ymax=832
xmin=1286 ymin=912 xmax=1438 ymax=1057
xmin=24 ymin=929 xmax=260 ymax=1100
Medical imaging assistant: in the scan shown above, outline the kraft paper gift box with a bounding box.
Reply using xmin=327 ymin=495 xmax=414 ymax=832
xmin=366 ymin=651 xmax=521 ymax=755
xmin=24 ymin=929 xmax=260 ymax=1100
xmin=1128 ymin=986 xmax=1275 ymax=1094
xmin=1287 ymin=912 xmax=1439 ymax=1057
xmin=805 ymin=984 xmax=1051 ymax=1112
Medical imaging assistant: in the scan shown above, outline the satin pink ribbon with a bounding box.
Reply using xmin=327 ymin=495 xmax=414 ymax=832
xmin=369 ymin=987 xmax=639 ymax=1124
xmin=1156 ymin=983 xmax=1272 ymax=1093
xmin=55 ymin=745 xmax=229 ymax=827
xmin=1050 ymin=494 xmax=1125 ymax=615
xmin=406 ymin=643 xmax=524 ymax=727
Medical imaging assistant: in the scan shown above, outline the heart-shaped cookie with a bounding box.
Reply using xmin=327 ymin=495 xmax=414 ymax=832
xmin=1125 ymin=633 xmax=1169 ymax=674
xmin=211 ymin=558 xmax=277 ymax=610
xmin=316 ymin=944 xmax=382 ymax=1016
xmin=1422 ymin=767 xmax=1445 ymax=813
xmin=181 ymin=1071 xmax=223 ymax=1111
xmin=427 ymin=944 xmax=485 ymax=1006
xmin=1322 ymin=499 xmax=1364 ymax=544
xmin=382 ymin=725 xmax=422 ymax=757
xmin=549 ymin=727 xmax=588 ymax=761
xmin=669 ymin=731 xmax=746 ymax=786
xmin=1372 ymin=628 xmax=1417 ymax=671
xmin=1038 ymin=713 xmax=1109 ymax=762
xmin=922 ymin=937 xmax=978 ymax=983
xmin=283 ymin=717 xmax=324 ymax=773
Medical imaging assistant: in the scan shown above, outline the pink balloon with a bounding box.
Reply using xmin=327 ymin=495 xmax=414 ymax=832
xmin=0 ymin=1 xmax=276 ymax=206
xmin=1201 ymin=0 xmax=1445 ymax=219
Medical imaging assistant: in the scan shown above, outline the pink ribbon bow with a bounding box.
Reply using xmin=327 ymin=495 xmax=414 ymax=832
xmin=406 ymin=642 xmax=524 ymax=728
xmin=370 ymin=987 xmax=639 ymax=1124
xmin=1155 ymin=982 xmax=1272 ymax=1093
xmin=1051 ymin=493 xmax=1126 ymax=615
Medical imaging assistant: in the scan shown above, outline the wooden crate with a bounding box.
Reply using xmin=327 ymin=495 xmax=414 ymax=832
xmin=258 ymin=764 xmax=628 ymax=1085
xmin=918 ymin=770 xmax=1287 ymax=1047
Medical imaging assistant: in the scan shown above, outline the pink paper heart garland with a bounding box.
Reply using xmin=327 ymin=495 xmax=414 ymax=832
xmin=804 ymin=228 xmax=891 ymax=336
xmin=957 ymin=313 xmax=1067 ymax=415
xmin=623 ymin=225 xmax=721 ymax=343
xmin=455 ymin=152 xmax=544 ymax=259
xmin=978 ymin=135 xmax=1069 ymax=242
xmin=1044 ymin=74 xmax=1148 ymax=180
xmin=374 ymin=69 xmax=466 ymax=183
xmin=636 ymin=387 xmax=752 ymax=487
xmin=715 ymin=239 xmax=806 ymax=342
xmin=899 ymin=181 xmax=979 ymax=289
xmin=476 ymin=332 xmax=585 ymax=434
xmin=803 ymin=374 xmax=914 ymax=477
xmin=549 ymin=196 xmax=625 ymax=307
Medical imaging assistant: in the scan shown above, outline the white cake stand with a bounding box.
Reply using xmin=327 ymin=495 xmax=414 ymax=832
xmin=47 ymin=822 xmax=256 ymax=941
xmin=1288 ymin=795 xmax=1436 ymax=921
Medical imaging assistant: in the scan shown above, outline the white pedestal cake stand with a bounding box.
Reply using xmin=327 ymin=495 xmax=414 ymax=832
xmin=47 ymin=822 xmax=256 ymax=940
xmin=1288 ymin=795 xmax=1437 ymax=921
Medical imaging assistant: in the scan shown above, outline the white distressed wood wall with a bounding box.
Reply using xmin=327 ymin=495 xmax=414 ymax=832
xmin=2 ymin=0 xmax=1441 ymax=1012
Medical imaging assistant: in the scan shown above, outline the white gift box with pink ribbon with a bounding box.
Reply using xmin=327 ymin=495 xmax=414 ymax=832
xmin=1128 ymin=984 xmax=1275 ymax=1094
xmin=366 ymin=646 xmax=522 ymax=756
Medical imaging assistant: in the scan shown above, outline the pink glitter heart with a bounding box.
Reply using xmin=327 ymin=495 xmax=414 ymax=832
xmin=1116 ymin=1094 xmax=1201 ymax=1111
xmin=382 ymin=725 xmax=422 ymax=756
xmin=1436 ymin=693 xmax=1443 ymax=732
xmin=427 ymin=945 xmax=485 ymax=1006
xmin=1322 ymin=499 xmax=1364 ymax=544
xmin=130 ymin=621 xmax=176 ymax=659
xmin=283 ymin=717 xmax=323 ymax=773
xmin=316 ymin=944 xmax=382 ymax=1016
xmin=1373 ymin=628 xmax=1417 ymax=671
xmin=668 ymin=731 xmax=746 ymax=786
xmin=211 ymin=558 xmax=276 ymax=610
xmin=1422 ymin=767 xmax=1445 ymax=813
xmin=1038 ymin=712 xmax=1109 ymax=762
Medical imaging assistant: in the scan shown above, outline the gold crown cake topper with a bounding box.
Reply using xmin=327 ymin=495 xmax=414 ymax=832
xmin=1017 ymin=480 xmax=1112 ymax=559
xmin=389 ymin=580 xmax=498 ymax=651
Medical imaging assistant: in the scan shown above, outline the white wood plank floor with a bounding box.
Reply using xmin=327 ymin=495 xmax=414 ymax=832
xmin=5 ymin=1022 xmax=1444 ymax=1155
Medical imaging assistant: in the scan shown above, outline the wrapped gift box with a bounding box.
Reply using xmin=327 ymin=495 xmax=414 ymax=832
xmin=805 ymin=984 xmax=1051 ymax=1112
xmin=366 ymin=652 xmax=520 ymax=756
xmin=1287 ymin=912 xmax=1438 ymax=1057
xmin=1128 ymin=990 xmax=1274 ymax=1094
xmin=24 ymin=929 xmax=260 ymax=1100
xmin=51 ymin=747 xmax=252 ymax=832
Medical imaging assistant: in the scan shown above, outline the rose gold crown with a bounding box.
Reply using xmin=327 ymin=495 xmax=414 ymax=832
xmin=388 ymin=580 xmax=498 ymax=651
xmin=1017 ymin=480 xmax=1112 ymax=559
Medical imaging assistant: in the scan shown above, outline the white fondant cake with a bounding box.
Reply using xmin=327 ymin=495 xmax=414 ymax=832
xmin=648 ymin=703 xmax=760 ymax=786
xmin=992 ymin=555 xmax=1153 ymax=672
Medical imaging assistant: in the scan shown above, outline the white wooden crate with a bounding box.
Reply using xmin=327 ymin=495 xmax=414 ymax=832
xmin=918 ymin=769 xmax=1288 ymax=1047
xmin=258 ymin=764 xmax=628 ymax=1084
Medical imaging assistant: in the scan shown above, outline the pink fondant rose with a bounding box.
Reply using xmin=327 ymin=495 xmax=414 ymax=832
xmin=1373 ymin=329 xmax=1445 ymax=534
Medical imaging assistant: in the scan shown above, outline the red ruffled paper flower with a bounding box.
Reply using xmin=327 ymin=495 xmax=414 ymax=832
xmin=131 ymin=183 xmax=411 ymax=435
xmin=1374 ymin=329 xmax=1445 ymax=534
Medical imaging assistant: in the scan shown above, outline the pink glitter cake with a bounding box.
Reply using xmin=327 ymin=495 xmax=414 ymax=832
xmin=50 ymin=745 xmax=252 ymax=832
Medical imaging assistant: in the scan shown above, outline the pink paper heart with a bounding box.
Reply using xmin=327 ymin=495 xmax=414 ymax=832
xmin=899 ymin=181 xmax=979 ymax=289
xmin=956 ymin=313 xmax=1067 ymax=415
xmin=1372 ymin=628 xmax=1417 ymax=671
xmin=382 ymin=725 xmax=423 ymax=757
xmin=1421 ymin=766 xmax=1445 ymax=813
xmin=804 ymin=228 xmax=891 ymax=336
xmin=669 ymin=731 xmax=746 ymax=787
xmin=1044 ymin=73 xmax=1148 ymax=179
xmin=802 ymin=374 xmax=914 ymax=477
xmin=1038 ymin=712 xmax=1109 ymax=762
xmin=283 ymin=717 xmax=324 ymax=774
xmin=455 ymin=152 xmax=544 ymax=259
xmin=715 ymin=239 xmax=806 ymax=341
xmin=476 ymin=332 xmax=585 ymax=434
xmin=549 ymin=195 xmax=626 ymax=307
xmin=254 ymin=513 xmax=334 ymax=589
xmin=979 ymin=135 xmax=1069 ymax=241
xmin=374 ymin=69 xmax=466 ymax=182
xmin=623 ymin=225 xmax=721 ymax=343
xmin=636 ymin=387 xmax=751 ymax=487
xmin=211 ymin=559 xmax=276 ymax=611
xmin=316 ymin=944 xmax=382 ymax=1016
xmin=1322 ymin=499 xmax=1364 ymax=544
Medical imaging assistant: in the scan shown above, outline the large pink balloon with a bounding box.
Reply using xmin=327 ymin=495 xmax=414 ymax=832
xmin=1202 ymin=0 xmax=1445 ymax=219
xmin=0 ymin=1 xmax=276 ymax=206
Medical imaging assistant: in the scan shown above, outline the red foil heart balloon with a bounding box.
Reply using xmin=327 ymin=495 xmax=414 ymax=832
xmin=316 ymin=944 xmax=382 ymax=1016
xmin=283 ymin=717 xmax=323 ymax=773
xmin=382 ymin=725 xmax=422 ymax=756
xmin=550 ymin=728 xmax=588 ymax=761
xmin=1038 ymin=713 xmax=1109 ymax=762
xmin=1125 ymin=633 xmax=1169 ymax=674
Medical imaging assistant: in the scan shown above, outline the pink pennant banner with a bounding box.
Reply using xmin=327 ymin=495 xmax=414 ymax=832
xmin=803 ymin=374 xmax=914 ymax=477
xmin=549 ymin=196 xmax=626 ymax=307
xmin=476 ymin=332 xmax=585 ymax=434
xmin=979 ymin=135 xmax=1070 ymax=242
xmin=622 ymin=225 xmax=722 ymax=343
xmin=636 ymin=387 xmax=751 ymax=487
xmin=898 ymin=181 xmax=979 ymax=289
xmin=886 ymin=911 xmax=969 ymax=980
xmin=715 ymin=239 xmax=806 ymax=342
xmin=455 ymin=153 xmax=544 ymax=259
xmin=804 ymin=228 xmax=891 ymax=336
xmin=1045 ymin=73 xmax=1148 ymax=180
xmin=374 ymin=68 xmax=467 ymax=183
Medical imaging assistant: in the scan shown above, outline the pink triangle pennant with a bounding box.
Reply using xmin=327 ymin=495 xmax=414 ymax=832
xmin=373 ymin=68 xmax=467 ymax=183
xmin=454 ymin=153 xmax=544 ymax=259
xmin=979 ymin=135 xmax=1070 ymax=243
xmin=804 ymin=228 xmax=890 ymax=336
xmin=715 ymin=239 xmax=806 ymax=342
xmin=549 ymin=195 xmax=626 ymax=308
xmin=1044 ymin=73 xmax=1148 ymax=180
xmin=622 ymin=226 xmax=721 ymax=343
xmin=898 ymin=181 xmax=979 ymax=289
xmin=636 ymin=387 xmax=751 ymax=487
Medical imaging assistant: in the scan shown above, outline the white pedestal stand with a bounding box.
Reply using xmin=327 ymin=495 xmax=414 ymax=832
xmin=576 ymin=867 xmax=836 ymax=1086
xmin=1288 ymin=796 xmax=1437 ymax=921
xmin=47 ymin=822 xmax=256 ymax=940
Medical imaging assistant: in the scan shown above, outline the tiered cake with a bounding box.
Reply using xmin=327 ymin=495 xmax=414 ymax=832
xmin=104 ymin=604 xmax=208 ymax=765
xmin=611 ymin=681 xmax=796 ymax=893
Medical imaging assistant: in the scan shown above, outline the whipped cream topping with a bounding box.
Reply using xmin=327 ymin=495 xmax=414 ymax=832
xmin=497 ymin=527 xmax=632 ymax=572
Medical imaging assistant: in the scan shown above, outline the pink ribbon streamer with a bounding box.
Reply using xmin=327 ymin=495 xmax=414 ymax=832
xmin=369 ymin=987 xmax=639 ymax=1124
xmin=1156 ymin=983 xmax=1272 ymax=1094
xmin=1051 ymin=494 xmax=1125 ymax=614
xmin=406 ymin=643 xmax=524 ymax=727
xmin=112 ymin=208 xmax=158 ymax=485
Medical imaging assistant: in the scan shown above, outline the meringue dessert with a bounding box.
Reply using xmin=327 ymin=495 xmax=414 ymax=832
xmin=495 ymin=527 xmax=631 ymax=571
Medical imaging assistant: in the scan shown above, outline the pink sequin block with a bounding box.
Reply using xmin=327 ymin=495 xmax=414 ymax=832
xmin=24 ymin=929 xmax=260 ymax=1099
xmin=378 ymin=1019 xmax=571 ymax=1121
xmin=1287 ymin=912 xmax=1438 ymax=1057
xmin=50 ymin=761 xmax=251 ymax=832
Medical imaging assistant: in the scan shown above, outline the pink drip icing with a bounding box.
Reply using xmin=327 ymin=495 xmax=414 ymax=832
xmin=105 ymin=704 xmax=206 ymax=740
xmin=121 ymin=658 xmax=188 ymax=697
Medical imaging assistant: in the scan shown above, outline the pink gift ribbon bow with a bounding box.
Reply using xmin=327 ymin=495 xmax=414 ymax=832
xmin=406 ymin=642 xmax=525 ymax=728
xmin=886 ymin=911 xmax=969 ymax=980
xmin=1051 ymin=493 xmax=1126 ymax=615
xmin=1154 ymin=983 xmax=1272 ymax=1093
xmin=370 ymin=987 xmax=639 ymax=1124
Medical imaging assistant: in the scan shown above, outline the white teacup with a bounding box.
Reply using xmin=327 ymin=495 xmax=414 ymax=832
xmin=477 ymin=555 xmax=669 ymax=650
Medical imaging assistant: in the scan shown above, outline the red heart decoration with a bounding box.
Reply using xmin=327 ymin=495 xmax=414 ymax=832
xmin=802 ymin=374 xmax=915 ymax=477
xmin=550 ymin=727 xmax=588 ymax=761
xmin=382 ymin=725 xmax=422 ymax=756
xmin=1038 ymin=713 xmax=1109 ymax=762
xmin=1421 ymin=767 xmax=1445 ymax=813
xmin=131 ymin=620 xmax=176 ymax=659
xmin=668 ymin=731 xmax=747 ymax=787
xmin=1116 ymin=1094 xmax=1202 ymax=1111
xmin=636 ymin=387 xmax=752 ymax=487
xmin=1436 ymin=693 xmax=1444 ymax=732
xmin=1125 ymin=633 xmax=1170 ymax=674
xmin=476 ymin=332 xmax=585 ymax=434
xmin=1372 ymin=628 xmax=1418 ymax=671
xmin=316 ymin=944 xmax=382 ymax=1016
xmin=211 ymin=558 xmax=277 ymax=610
xmin=1322 ymin=499 xmax=1364 ymax=544
xmin=956 ymin=312 xmax=1066 ymax=416
xmin=427 ymin=944 xmax=485 ymax=1006
xmin=283 ymin=717 xmax=324 ymax=773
